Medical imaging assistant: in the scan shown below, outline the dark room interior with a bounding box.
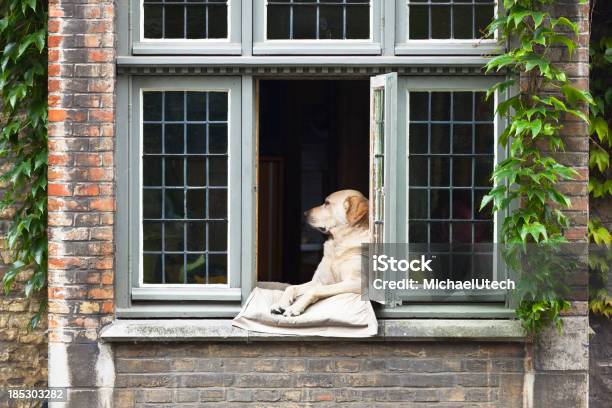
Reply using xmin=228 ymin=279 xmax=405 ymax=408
xmin=257 ymin=79 xmax=370 ymax=284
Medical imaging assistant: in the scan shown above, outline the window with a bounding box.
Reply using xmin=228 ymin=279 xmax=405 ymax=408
xmin=118 ymin=0 xmax=501 ymax=56
xmin=121 ymin=77 xmax=243 ymax=306
xmin=253 ymin=0 xmax=382 ymax=54
xmin=407 ymin=91 xmax=497 ymax=290
xmin=267 ymin=0 xmax=370 ymax=40
xmin=407 ymin=0 xmax=494 ymax=40
xmin=395 ymin=0 xmax=499 ymax=55
xmin=116 ymin=1 xmax=505 ymax=317
xmin=141 ymin=90 xmax=229 ymax=285
xmin=407 ymin=91 xmax=495 ymax=248
xmin=128 ymin=0 xmax=242 ymax=54
xmin=368 ymin=76 xmax=505 ymax=304
xmin=369 ymin=73 xmax=398 ymax=244
xmin=143 ymin=0 xmax=228 ymax=39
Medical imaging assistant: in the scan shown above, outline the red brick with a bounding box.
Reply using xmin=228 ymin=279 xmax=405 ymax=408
xmin=88 ymin=49 xmax=113 ymax=63
xmin=48 ymin=183 xmax=72 ymax=197
xmin=48 ymin=153 xmax=71 ymax=166
xmin=89 ymin=198 xmax=115 ymax=211
xmin=94 ymin=257 xmax=113 ymax=270
xmin=565 ymin=227 xmax=588 ymax=241
xmin=91 ymin=227 xmax=113 ymax=241
xmin=101 ymin=271 xmax=114 ymax=285
xmin=48 ymin=79 xmax=61 ymax=93
xmin=88 ymin=287 xmax=113 ymax=300
xmin=74 ymin=184 xmax=100 ymax=196
xmin=101 ymin=301 xmax=114 ymax=314
xmin=48 ymin=197 xmax=87 ymax=211
xmin=48 ymin=20 xmax=60 ymax=34
xmin=48 ymin=94 xmax=62 ymax=107
xmin=49 ymin=6 xmax=65 ymax=18
xmin=569 ymin=196 xmax=589 ymax=211
xmin=48 ymin=109 xmax=67 ymax=122
xmin=48 ymin=49 xmax=60 ymax=63
xmin=89 ymin=80 xmax=114 ymax=93
xmin=48 ymin=63 xmax=61 ymax=77
xmin=87 ymin=167 xmax=113 ymax=181
xmin=48 ymin=35 xmax=63 ymax=48
xmin=74 ymin=153 xmax=102 ymax=167
xmin=89 ymin=110 xmax=114 ymax=122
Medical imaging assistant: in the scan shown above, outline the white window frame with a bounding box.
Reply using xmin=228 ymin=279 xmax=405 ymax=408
xmin=253 ymin=0 xmax=383 ymax=55
xmin=128 ymin=77 xmax=242 ymax=301
xmin=367 ymin=75 xmax=508 ymax=306
xmin=131 ymin=0 xmax=242 ymax=55
xmin=394 ymin=0 xmax=501 ymax=55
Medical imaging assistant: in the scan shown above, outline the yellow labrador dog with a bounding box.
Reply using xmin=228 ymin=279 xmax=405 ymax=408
xmin=271 ymin=189 xmax=369 ymax=317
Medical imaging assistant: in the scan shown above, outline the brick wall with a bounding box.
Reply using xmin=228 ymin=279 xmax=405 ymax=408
xmin=0 ymin=154 xmax=47 ymax=406
xmin=47 ymin=0 xmax=116 ymax=405
xmin=113 ymin=342 xmax=526 ymax=407
xmin=528 ymin=2 xmax=591 ymax=407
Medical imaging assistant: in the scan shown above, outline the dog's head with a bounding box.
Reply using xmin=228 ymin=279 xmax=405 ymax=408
xmin=304 ymin=190 xmax=369 ymax=234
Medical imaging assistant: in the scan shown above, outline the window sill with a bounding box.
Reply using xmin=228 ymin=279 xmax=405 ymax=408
xmin=253 ymin=41 xmax=381 ymax=55
xmin=100 ymin=318 xmax=526 ymax=342
xmin=131 ymin=287 xmax=241 ymax=302
xmin=395 ymin=40 xmax=502 ymax=56
xmin=376 ymin=303 xmax=515 ymax=319
xmin=133 ymin=41 xmax=242 ymax=55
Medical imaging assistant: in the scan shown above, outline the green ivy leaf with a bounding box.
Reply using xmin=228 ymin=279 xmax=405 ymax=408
xmin=486 ymin=79 xmax=516 ymax=100
xmin=549 ymin=34 xmax=576 ymax=56
xmin=589 ymin=220 xmax=612 ymax=248
xmin=561 ymin=85 xmax=592 ymax=106
xmin=551 ymin=17 xmax=579 ymax=36
xmin=486 ymin=54 xmax=516 ymax=72
xmin=520 ymin=222 xmax=549 ymax=243
xmin=590 ymin=116 xmax=610 ymax=146
xmin=531 ymin=12 xmax=546 ymax=28
xmin=590 ymin=147 xmax=610 ymax=172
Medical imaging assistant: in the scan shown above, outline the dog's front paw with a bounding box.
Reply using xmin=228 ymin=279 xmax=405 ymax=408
xmin=270 ymin=303 xmax=286 ymax=315
xmin=282 ymin=304 xmax=304 ymax=317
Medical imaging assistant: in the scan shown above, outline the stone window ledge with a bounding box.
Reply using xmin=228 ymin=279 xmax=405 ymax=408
xmin=100 ymin=319 xmax=526 ymax=343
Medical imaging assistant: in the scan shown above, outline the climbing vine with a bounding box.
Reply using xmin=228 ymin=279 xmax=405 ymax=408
xmin=0 ymin=0 xmax=48 ymax=329
xmin=482 ymin=0 xmax=607 ymax=332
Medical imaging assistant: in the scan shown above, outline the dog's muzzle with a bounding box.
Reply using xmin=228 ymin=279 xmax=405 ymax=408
xmin=304 ymin=210 xmax=329 ymax=234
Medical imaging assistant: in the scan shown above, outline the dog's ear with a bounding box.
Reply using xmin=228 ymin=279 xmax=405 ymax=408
xmin=345 ymin=195 xmax=369 ymax=228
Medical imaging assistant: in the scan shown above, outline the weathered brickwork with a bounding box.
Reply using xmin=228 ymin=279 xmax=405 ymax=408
xmin=536 ymin=1 xmax=591 ymax=254
xmin=0 ymin=162 xmax=47 ymax=406
xmin=47 ymin=0 xmax=116 ymax=405
xmin=113 ymin=342 xmax=526 ymax=407
xmin=530 ymin=2 xmax=591 ymax=407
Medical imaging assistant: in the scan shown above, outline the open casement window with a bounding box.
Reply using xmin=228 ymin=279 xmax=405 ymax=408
xmin=369 ymin=73 xmax=398 ymax=245
xmin=129 ymin=0 xmax=242 ymax=54
xmin=127 ymin=77 xmax=242 ymax=305
xmin=368 ymin=73 xmax=400 ymax=305
xmin=253 ymin=0 xmax=382 ymax=55
xmin=369 ymin=75 xmax=508 ymax=306
xmin=394 ymin=0 xmax=500 ymax=55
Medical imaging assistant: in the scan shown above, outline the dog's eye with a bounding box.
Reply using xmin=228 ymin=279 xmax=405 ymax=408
xmin=324 ymin=201 xmax=330 ymax=206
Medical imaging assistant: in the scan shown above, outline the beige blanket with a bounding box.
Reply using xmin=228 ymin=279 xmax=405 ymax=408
xmin=232 ymin=286 xmax=378 ymax=337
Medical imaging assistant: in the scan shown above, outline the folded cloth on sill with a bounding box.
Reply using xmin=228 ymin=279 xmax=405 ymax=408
xmin=232 ymin=286 xmax=378 ymax=337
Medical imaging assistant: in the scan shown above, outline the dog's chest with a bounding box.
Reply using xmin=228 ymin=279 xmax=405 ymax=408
xmin=323 ymin=240 xmax=358 ymax=282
